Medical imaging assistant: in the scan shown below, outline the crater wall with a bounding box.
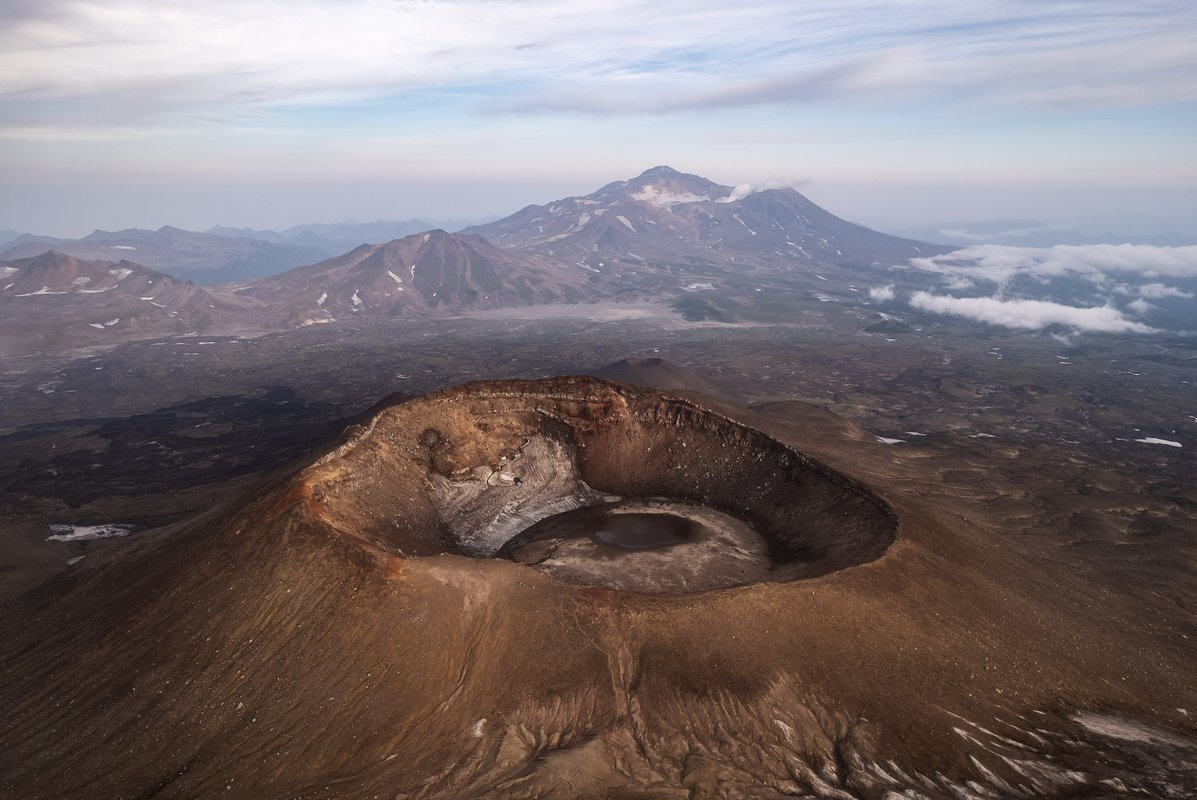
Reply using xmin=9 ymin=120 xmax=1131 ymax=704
xmin=303 ymin=377 xmax=896 ymax=586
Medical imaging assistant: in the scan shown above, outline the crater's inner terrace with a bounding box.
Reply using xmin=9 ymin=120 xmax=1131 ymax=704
xmin=309 ymin=377 xmax=896 ymax=593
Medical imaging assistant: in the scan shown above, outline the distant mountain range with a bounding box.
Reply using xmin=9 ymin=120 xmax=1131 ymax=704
xmin=207 ymin=218 xmax=482 ymax=260
xmin=0 ymin=251 xmax=263 ymax=356
xmin=0 ymin=226 xmax=328 ymax=285
xmin=0 ymin=219 xmax=492 ymax=287
xmin=7 ymin=165 xmax=1192 ymax=355
xmin=0 ymin=167 xmax=955 ymax=353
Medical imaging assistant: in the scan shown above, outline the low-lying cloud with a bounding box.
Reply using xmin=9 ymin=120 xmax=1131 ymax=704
xmin=910 ymin=292 xmax=1156 ymax=333
xmin=869 ymin=285 xmax=896 ymax=302
xmin=911 ymin=244 xmax=1197 ymax=288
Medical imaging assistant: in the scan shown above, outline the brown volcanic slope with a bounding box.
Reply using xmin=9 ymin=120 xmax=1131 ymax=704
xmin=240 ymin=229 xmax=597 ymax=326
xmin=1 ymin=378 xmax=1193 ymax=799
xmin=0 ymin=250 xmax=264 ymax=355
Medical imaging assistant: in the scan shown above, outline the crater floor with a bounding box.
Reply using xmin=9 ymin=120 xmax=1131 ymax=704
xmin=500 ymin=499 xmax=772 ymax=592
xmin=316 ymin=376 xmax=897 ymax=591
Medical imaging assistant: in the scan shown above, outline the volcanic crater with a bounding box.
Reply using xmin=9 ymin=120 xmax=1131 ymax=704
xmin=305 ymin=376 xmax=897 ymax=593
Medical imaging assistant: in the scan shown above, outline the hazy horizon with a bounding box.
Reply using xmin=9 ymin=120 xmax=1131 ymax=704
xmin=2 ymin=1 xmax=1195 ymax=238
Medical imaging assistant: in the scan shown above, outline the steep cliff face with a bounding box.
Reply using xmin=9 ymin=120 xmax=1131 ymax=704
xmin=1 ymin=379 xmax=1193 ymax=800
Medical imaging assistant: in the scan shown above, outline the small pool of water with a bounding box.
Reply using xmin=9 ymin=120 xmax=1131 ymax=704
xmin=499 ymin=506 xmax=698 ymax=558
xmin=496 ymin=500 xmax=775 ymax=593
xmin=594 ymin=513 xmax=693 ymax=549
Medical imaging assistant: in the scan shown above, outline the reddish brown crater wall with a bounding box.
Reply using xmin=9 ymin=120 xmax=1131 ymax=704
xmin=306 ymin=377 xmax=897 ymax=583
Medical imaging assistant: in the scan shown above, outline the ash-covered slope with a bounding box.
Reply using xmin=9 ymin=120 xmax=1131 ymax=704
xmin=1 ymin=226 xmax=329 ymax=284
xmin=465 ymin=166 xmax=947 ymax=276
xmin=240 ymin=229 xmax=597 ymax=325
xmin=0 ymin=251 xmax=264 ymax=355
xmin=1 ymin=377 xmax=1192 ymax=799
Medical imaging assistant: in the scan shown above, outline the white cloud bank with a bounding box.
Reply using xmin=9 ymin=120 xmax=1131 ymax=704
xmin=912 ymin=244 xmax=1197 ymax=287
xmin=869 ymin=285 xmax=896 ymax=302
xmin=910 ymin=292 xmax=1156 ymax=333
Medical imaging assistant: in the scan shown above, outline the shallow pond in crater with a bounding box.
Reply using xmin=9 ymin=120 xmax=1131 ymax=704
xmin=498 ymin=500 xmax=779 ymax=593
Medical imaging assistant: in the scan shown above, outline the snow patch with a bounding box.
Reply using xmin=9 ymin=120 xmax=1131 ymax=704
xmin=316 ymin=292 xmax=327 ymax=306
xmin=46 ymin=523 xmax=132 ymax=542
xmin=387 ymin=270 xmax=404 ymax=285
xmin=615 ymin=215 xmax=637 ymax=233
xmin=876 ymin=437 xmax=906 ymax=445
xmin=108 ymin=268 xmax=133 ymax=280
xmin=351 ymin=289 xmax=363 ymax=307
xmin=1135 ymin=437 xmax=1181 ymax=448
xmin=111 ymin=245 xmax=136 ymax=251
xmin=732 ymin=213 xmax=756 ymax=235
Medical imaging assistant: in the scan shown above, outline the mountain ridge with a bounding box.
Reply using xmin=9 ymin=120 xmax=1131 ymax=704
xmin=238 ymin=228 xmax=597 ymax=326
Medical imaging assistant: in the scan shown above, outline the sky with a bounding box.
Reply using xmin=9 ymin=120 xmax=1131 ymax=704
xmin=1 ymin=0 xmax=1195 ymax=237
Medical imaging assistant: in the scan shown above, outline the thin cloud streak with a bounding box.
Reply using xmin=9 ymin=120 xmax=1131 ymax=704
xmin=1 ymin=0 xmax=1195 ymax=135
xmin=912 ymin=244 xmax=1197 ymax=287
